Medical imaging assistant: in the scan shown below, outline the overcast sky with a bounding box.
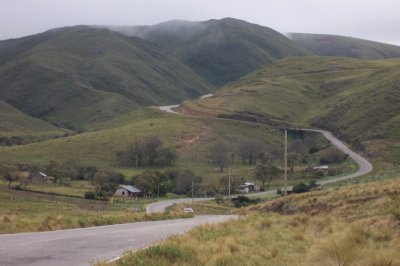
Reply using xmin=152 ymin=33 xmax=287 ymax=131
xmin=1 ymin=0 xmax=399 ymax=45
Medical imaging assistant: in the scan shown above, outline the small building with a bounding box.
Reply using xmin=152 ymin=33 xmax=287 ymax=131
xmin=239 ymin=182 xmax=256 ymax=193
xmin=312 ymin=165 xmax=329 ymax=175
xmin=306 ymin=165 xmax=329 ymax=173
xmin=114 ymin=185 xmax=141 ymax=198
xmin=31 ymin=172 xmax=48 ymax=183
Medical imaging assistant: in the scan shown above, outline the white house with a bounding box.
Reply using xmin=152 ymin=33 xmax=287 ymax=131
xmin=239 ymin=182 xmax=256 ymax=193
xmin=113 ymin=185 xmax=141 ymax=198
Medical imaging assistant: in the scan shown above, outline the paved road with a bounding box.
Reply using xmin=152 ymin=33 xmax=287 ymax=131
xmin=147 ymin=198 xmax=213 ymax=213
xmin=155 ymin=98 xmax=373 ymax=206
xmin=300 ymin=128 xmax=373 ymax=185
xmin=0 ymin=215 xmax=236 ymax=266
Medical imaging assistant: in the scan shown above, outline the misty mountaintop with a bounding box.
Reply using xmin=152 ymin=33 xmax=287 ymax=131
xmin=105 ymin=18 xmax=309 ymax=86
xmin=1 ymin=17 xmax=400 ymax=135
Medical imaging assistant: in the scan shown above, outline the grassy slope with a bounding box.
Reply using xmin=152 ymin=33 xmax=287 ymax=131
xmin=0 ymin=185 xmax=191 ymax=234
xmin=181 ymin=56 xmax=400 ymax=162
xmin=0 ymin=111 xmax=284 ymax=176
xmin=108 ymin=18 xmax=309 ymax=86
xmin=0 ymin=26 xmax=211 ymax=131
xmin=109 ymin=177 xmax=400 ymax=266
xmin=289 ymin=33 xmax=400 ymax=59
xmin=0 ymin=100 xmax=70 ymax=140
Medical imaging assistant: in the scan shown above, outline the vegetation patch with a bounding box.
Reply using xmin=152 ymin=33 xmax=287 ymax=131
xmin=104 ymin=177 xmax=400 ymax=265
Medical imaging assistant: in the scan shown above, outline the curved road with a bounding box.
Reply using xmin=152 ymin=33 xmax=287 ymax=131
xmin=0 ymin=215 xmax=236 ymax=266
xmin=151 ymin=96 xmax=374 ymax=210
xmin=147 ymin=197 xmax=213 ymax=213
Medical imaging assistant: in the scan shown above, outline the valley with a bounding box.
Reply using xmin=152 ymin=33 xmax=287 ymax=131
xmin=0 ymin=15 xmax=399 ymax=266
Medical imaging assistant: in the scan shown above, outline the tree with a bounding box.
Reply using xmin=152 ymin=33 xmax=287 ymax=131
xmin=144 ymin=136 xmax=163 ymax=166
xmin=76 ymin=165 xmax=97 ymax=180
xmin=237 ymin=139 xmax=264 ymax=165
xmin=219 ymin=174 xmax=243 ymax=195
xmin=17 ymin=163 xmax=40 ymax=188
xmin=287 ymin=152 xmax=299 ymax=174
xmin=117 ymin=136 xmax=177 ymax=167
xmin=209 ymin=142 xmax=229 ymax=172
xmin=46 ymin=160 xmax=78 ymax=184
xmin=171 ymin=170 xmax=202 ymax=195
xmin=132 ymin=171 xmax=160 ymax=196
xmin=131 ymin=138 xmax=145 ymax=168
xmin=90 ymin=171 xmax=108 ymax=195
xmin=255 ymin=163 xmax=281 ymax=190
xmin=160 ymin=148 xmax=177 ymax=165
xmin=0 ymin=164 xmax=18 ymax=189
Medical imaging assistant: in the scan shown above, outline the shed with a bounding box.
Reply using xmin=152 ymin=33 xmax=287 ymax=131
xmin=239 ymin=182 xmax=256 ymax=193
xmin=114 ymin=185 xmax=141 ymax=198
xmin=31 ymin=172 xmax=48 ymax=183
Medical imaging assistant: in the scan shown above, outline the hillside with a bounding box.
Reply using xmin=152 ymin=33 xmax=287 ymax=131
xmin=289 ymin=33 xmax=400 ymax=59
xmin=107 ymin=18 xmax=309 ymax=86
xmin=0 ymin=26 xmax=211 ymax=131
xmin=0 ymin=100 xmax=70 ymax=142
xmin=180 ymin=56 xmax=400 ymax=163
xmin=0 ymin=111 xmax=284 ymax=174
xmin=110 ymin=177 xmax=400 ymax=265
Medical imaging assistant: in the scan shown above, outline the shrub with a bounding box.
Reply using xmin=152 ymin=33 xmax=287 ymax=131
xmin=292 ymin=183 xmax=310 ymax=193
xmin=319 ymin=147 xmax=348 ymax=164
xmin=215 ymin=195 xmax=225 ymax=204
xmin=232 ymin=196 xmax=259 ymax=208
xmin=84 ymin=191 xmax=96 ymax=199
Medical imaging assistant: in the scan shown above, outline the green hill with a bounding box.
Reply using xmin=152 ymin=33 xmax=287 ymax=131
xmin=289 ymin=33 xmax=400 ymax=59
xmin=181 ymin=56 xmax=400 ymax=163
xmin=107 ymin=18 xmax=309 ymax=86
xmin=0 ymin=100 xmax=70 ymax=142
xmin=0 ymin=26 xmax=211 ymax=131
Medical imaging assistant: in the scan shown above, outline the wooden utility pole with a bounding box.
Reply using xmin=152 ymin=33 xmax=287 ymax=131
xmin=191 ymin=179 xmax=194 ymax=205
xmin=228 ymin=164 xmax=231 ymax=213
xmin=284 ymin=129 xmax=288 ymax=215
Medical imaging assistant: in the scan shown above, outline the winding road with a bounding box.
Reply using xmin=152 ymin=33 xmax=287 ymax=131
xmin=149 ymin=95 xmax=374 ymax=211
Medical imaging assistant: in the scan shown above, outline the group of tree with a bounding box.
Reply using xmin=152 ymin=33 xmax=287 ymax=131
xmin=131 ymin=169 xmax=202 ymax=197
xmin=117 ymin=136 xmax=177 ymax=168
xmin=208 ymin=139 xmax=279 ymax=172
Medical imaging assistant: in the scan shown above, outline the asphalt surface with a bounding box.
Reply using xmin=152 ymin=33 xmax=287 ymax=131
xmin=0 ymin=215 xmax=236 ymax=266
xmin=147 ymin=197 xmax=214 ymax=213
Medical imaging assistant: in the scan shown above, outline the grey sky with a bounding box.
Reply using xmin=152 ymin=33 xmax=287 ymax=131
xmin=1 ymin=0 xmax=399 ymax=45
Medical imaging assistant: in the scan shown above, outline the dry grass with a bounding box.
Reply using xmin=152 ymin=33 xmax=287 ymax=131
xmin=0 ymin=187 xmax=192 ymax=234
xmin=104 ymin=177 xmax=400 ymax=266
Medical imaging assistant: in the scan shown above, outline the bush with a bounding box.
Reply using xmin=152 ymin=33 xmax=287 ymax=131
xmin=292 ymin=183 xmax=310 ymax=193
xmin=319 ymin=148 xmax=348 ymax=164
xmin=215 ymin=195 xmax=225 ymax=204
xmin=84 ymin=191 xmax=96 ymax=199
xmin=232 ymin=196 xmax=259 ymax=208
xmin=292 ymin=180 xmax=319 ymax=194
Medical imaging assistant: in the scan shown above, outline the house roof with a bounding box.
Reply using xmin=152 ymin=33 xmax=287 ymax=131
xmin=313 ymin=165 xmax=329 ymax=170
xmin=119 ymin=185 xmax=141 ymax=193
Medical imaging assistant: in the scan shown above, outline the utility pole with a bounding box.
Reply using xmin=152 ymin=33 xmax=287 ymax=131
xmin=284 ymin=129 xmax=288 ymax=215
xmin=157 ymin=183 xmax=162 ymax=198
xmin=228 ymin=164 xmax=231 ymax=213
xmin=191 ymin=179 xmax=194 ymax=205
